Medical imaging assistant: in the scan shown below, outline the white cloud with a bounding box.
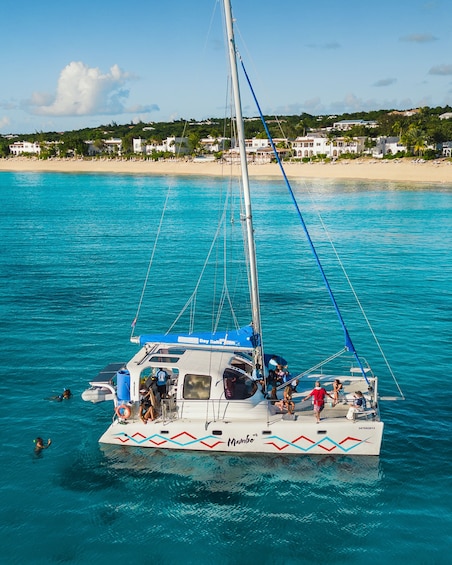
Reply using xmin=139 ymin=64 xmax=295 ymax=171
xmin=26 ymin=61 xmax=156 ymax=117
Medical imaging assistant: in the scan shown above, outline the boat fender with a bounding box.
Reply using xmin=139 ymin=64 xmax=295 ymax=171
xmin=115 ymin=404 xmax=131 ymax=419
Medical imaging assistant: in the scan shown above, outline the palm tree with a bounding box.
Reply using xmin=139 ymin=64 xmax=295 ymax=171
xmin=401 ymin=125 xmax=427 ymax=156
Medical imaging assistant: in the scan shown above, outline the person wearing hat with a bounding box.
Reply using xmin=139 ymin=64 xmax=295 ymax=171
xmin=346 ymin=391 xmax=367 ymax=420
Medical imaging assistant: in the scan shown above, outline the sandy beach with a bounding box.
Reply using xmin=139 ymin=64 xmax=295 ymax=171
xmin=1 ymin=157 xmax=452 ymax=184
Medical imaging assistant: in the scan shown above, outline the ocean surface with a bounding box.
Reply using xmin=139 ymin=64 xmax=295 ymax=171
xmin=0 ymin=170 xmax=451 ymax=564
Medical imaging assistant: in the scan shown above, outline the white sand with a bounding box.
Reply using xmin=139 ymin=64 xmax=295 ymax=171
xmin=1 ymin=157 xmax=452 ymax=184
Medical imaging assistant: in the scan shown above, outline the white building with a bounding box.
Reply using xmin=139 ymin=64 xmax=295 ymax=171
xmin=199 ymin=135 xmax=228 ymax=153
xmin=372 ymin=136 xmax=406 ymax=158
xmin=133 ymin=138 xmax=145 ymax=153
xmin=9 ymin=141 xmax=41 ymax=155
xmin=292 ymin=135 xmax=366 ymax=158
xmin=333 ymin=119 xmax=378 ymax=131
xmin=292 ymin=135 xmax=330 ymax=158
xmin=133 ymin=136 xmax=189 ymax=155
xmin=442 ymin=141 xmax=452 ymax=157
xmin=103 ymin=138 xmax=122 ymax=155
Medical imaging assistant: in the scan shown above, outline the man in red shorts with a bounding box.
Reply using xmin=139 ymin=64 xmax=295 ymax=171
xmin=303 ymin=381 xmax=333 ymax=423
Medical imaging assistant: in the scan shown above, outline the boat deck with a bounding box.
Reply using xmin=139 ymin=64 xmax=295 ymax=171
xmin=277 ymin=394 xmax=377 ymax=423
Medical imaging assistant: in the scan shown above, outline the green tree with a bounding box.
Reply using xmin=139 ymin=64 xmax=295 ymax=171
xmin=0 ymin=137 xmax=10 ymax=157
xmin=187 ymin=132 xmax=201 ymax=154
xmin=121 ymin=132 xmax=134 ymax=155
xmin=401 ymin=125 xmax=427 ymax=156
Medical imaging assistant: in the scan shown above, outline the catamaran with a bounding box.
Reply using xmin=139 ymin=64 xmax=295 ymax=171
xmin=82 ymin=0 xmax=399 ymax=455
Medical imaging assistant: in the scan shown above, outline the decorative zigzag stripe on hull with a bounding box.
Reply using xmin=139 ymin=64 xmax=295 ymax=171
xmin=107 ymin=427 xmax=382 ymax=455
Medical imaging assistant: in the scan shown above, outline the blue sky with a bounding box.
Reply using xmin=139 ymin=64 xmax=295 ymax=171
xmin=1 ymin=0 xmax=451 ymax=134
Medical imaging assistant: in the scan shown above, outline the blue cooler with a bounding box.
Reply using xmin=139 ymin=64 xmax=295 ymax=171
xmin=116 ymin=369 xmax=130 ymax=402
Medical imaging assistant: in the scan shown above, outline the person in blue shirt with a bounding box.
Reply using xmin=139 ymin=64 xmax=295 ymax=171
xmin=156 ymin=368 xmax=169 ymax=399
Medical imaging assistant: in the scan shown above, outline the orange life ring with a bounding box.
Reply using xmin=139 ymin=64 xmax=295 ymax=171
xmin=115 ymin=404 xmax=131 ymax=419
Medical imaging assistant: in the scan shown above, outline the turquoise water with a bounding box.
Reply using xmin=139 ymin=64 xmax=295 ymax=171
xmin=0 ymin=171 xmax=451 ymax=564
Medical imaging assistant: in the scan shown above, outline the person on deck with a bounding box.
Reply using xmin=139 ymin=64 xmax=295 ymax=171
xmin=276 ymin=385 xmax=295 ymax=415
xmin=275 ymin=365 xmax=286 ymax=387
xmin=333 ymin=379 xmax=343 ymax=406
xmin=140 ymin=388 xmax=158 ymax=423
xmin=346 ymin=391 xmax=367 ymax=420
xmin=156 ymin=368 xmax=169 ymax=399
xmin=303 ymin=381 xmax=333 ymax=423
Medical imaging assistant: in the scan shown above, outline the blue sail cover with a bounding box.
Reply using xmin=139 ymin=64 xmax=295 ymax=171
xmin=138 ymin=324 xmax=256 ymax=349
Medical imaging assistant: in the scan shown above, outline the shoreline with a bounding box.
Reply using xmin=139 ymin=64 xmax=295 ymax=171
xmin=1 ymin=157 xmax=452 ymax=184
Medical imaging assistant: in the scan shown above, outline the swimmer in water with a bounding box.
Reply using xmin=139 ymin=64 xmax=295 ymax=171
xmin=34 ymin=437 xmax=51 ymax=451
xmin=48 ymin=388 xmax=72 ymax=402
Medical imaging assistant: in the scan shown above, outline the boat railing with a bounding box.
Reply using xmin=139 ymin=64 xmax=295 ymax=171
xmin=160 ymin=397 xmax=178 ymax=422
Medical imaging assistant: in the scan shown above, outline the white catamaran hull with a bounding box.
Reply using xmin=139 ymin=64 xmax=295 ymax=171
xmin=98 ymin=415 xmax=384 ymax=456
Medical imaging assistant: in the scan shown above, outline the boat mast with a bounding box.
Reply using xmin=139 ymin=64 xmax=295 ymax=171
xmin=223 ymin=0 xmax=263 ymax=367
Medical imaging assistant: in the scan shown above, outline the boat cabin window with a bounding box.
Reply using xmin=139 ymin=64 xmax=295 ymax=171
xmin=183 ymin=374 xmax=211 ymax=400
xmin=223 ymin=368 xmax=257 ymax=400
xmin=167 ymin=348 xmax=186 ymax=355
xmin=231 ymin=356 xmax=253 ymax=375
xmin=149 ymin=355 xmax=180 ymax=364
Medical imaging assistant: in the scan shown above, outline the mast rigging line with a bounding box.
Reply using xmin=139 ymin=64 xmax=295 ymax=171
xmin=301 ymin=188 xmax=405 ymax=399
xmin=236 ymin=53 xmax=370 ymax=386
xmin=130 ymin=184 xmax=172 ymax=340
xmin=166 ymin=188 xmax=241 ymax=336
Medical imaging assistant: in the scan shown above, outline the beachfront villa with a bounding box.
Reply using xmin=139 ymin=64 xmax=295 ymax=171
xmin=372 ymin=136 xmax=407 ymax=158
xmin=292 ymin=135 xmax=366 ymax=159
xmin=6 ymin=131 xmax=451 ymax=161
xmin=9 ymin=141 xmax=41 ymax=156
xmin=199 ymin=135 xmax=229 ymax=153
xmin=133 ymin=136 xmax=189 ymax=155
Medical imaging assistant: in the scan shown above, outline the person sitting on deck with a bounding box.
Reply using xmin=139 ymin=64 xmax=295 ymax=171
xmin=275 ymin=385 xmax=295 ymax=415
xmin=346 ymin=391 xmax=367 ymax=420
xmin=140 ymin=387 xmax=158 ymax=423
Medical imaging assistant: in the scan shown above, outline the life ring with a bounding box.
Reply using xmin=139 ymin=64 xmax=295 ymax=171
xmin=115 ymin=404 xmax=131 ymax=419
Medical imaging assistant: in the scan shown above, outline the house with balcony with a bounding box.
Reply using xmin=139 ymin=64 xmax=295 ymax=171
xmin=292 ymin=135 xmax=366 ymax=158
xmin=103 ymin=138 xmax=122 ymax=155
xmin=292 ymin=135 xmax=330 ymax=158
xmin=9 ymin=141 xmax=41 ymax=155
